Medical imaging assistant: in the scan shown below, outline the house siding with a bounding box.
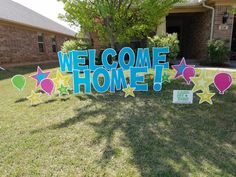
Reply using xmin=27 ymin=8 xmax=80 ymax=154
xmin=0 ymin=21 xmax=72 ymax=66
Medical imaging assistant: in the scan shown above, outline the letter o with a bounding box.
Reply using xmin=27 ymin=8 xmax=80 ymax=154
xmin=118 ymin=47 xmax=135 ymax=70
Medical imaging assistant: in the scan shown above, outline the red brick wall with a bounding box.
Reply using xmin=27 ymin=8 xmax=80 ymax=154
xmin=0 ymin=21 xmax=73 ymax=66
xmin=213 ymin=5 xmax=234 ymax=48
xmin=90 ymin=32 xmax=103 ymax=51
xmin=167 ymin=11 xmax=211 ymax=60
xmin=183 ymin=11 xmax=211 ymax=60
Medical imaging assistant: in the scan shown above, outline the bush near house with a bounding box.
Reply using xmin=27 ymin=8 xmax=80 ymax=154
xmin=61 ymin=39 xmax=91 ymax=53
xmin=207 ymin=40 xmax=229 ymax=65
xmin=61 ymin=39 xmax=92 ymax=65
xmin=148 ymin=33 xmax=180 ymax=64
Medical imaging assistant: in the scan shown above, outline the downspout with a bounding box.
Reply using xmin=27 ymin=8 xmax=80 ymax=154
xmin=202 ymin=1 xmax=215 ymax=40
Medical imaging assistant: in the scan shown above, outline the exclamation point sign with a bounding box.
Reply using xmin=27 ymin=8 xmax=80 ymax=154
xmin=153 ymin=65 xmax=164 ymax=91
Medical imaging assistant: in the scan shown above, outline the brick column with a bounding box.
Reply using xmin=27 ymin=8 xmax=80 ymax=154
xmin=213 ymin=5 xmax=234 ymax=49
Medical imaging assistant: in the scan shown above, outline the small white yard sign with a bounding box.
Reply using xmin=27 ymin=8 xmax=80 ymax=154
xmin=173 ymin=90 xmax=193 ymax=104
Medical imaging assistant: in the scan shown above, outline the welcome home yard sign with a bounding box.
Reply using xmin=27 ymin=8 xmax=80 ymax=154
xmin=10 ymin=47 xmax=233 ymax=105
xmin=11 ymin=47 xmax=233 ymax=105
xmin=58 ymin=47 xmax=169 ymax=94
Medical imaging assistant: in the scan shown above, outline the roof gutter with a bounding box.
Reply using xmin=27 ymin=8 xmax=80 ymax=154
xmin=202 ymin=1 xmax=215 ymax=40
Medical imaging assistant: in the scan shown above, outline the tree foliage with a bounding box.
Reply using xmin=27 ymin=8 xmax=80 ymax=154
xmin=59 ymin=0 xmax=183 ymax=48
xmin=231 ymin=8 xmax=236 ymax=14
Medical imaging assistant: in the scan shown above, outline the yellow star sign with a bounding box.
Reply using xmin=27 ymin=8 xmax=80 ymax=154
xmin=122 ymin=85 xmax=135 ymax=98
xmin=27 ymin=90 xmax=42 ymax=105
xmin=53 ymin=70 xmax=71 ymax=89
xmin=191 ymin=70 xmax=213 ymax=93
xmin=196 ymin=89 xmax=215 ymax=105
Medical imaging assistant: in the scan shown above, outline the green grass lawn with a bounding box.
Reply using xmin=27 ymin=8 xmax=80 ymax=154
xmin=0 ymin=64 xmax=236 ymax=177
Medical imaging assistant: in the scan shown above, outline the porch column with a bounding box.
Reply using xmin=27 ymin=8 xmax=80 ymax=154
xmin=156 ymin=18 xmax=166 ymax=35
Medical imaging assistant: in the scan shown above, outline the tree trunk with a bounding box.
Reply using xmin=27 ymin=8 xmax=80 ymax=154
xmin=104 ymin=17 xmax=116 ymax=49
xmin=105 ymin=17 xmax=117 ymax=61
xmin=108 ymin=31 xmax=116 ymax=61
xmin=109 ymin=34 xmax=116 ymax=49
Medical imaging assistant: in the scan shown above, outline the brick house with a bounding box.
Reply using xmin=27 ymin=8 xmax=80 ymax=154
xmin=0 ymin=0 xmax=75 ymax=66
xmin=161 ymin=0 xmax=236 ymax=60
xmin=91 ymin=0 xmax=236 ymax=61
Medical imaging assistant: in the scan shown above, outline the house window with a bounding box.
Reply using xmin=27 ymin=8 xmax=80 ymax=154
xmin=38 ymin=33 xmax=44 ymax=52
xmin=51 ymin=36 xmax=57 ymax=53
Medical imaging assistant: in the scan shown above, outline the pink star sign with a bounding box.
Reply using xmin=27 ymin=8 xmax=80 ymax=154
xmin=172 ymin=58 xmax=195 ymax=79
xmin=30 ymin=66 xmax=50 ymax=87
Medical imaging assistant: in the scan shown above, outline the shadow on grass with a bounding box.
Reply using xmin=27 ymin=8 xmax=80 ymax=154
xmin=44 ymin=99 xmax=57 ymax=104
xmin=60 ymin=97 xmax=70 ymax=102
xmin=28 ymin=98 xmax=58 ymax=108
xmin=15 ymin=98 xmax=28 ymax=103
xmin=31 ymin=82 xmax=236 ymax=177
xmin=0 ymin=62 xmax=59 ymax=81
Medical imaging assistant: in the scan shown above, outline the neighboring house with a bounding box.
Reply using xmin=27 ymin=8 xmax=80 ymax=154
xmin=161 ymin=0 xmax=236 ymax=60
xmin=0 ymin=0 xmax=76 ymax=66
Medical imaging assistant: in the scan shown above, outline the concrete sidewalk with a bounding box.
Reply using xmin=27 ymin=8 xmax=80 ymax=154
xmin=174 ymin=59 xmax=236 ymax=72
xmin=198 ymin=67 xmax=236 ymax=73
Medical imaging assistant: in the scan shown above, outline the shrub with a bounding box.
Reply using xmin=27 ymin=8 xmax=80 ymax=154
xmin=207 ymin=40 xmax=229 ymax=65
xmin=61 ymin=39 xmax=91 ymax=65
xmin=148 ymin=33 xmax=180 ymax=63
xmin=61 ymin=39 xmax=91 ymax=53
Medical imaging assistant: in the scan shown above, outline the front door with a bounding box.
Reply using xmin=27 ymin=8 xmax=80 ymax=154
xmin=231 ymin=15 xmax=236 ymax=60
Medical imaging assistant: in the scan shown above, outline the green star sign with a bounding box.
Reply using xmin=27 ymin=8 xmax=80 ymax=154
xmin=162 ymin=72 xmax=171 ymax=83
xmin=58 ymin=84 xmax=69 ymax=96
